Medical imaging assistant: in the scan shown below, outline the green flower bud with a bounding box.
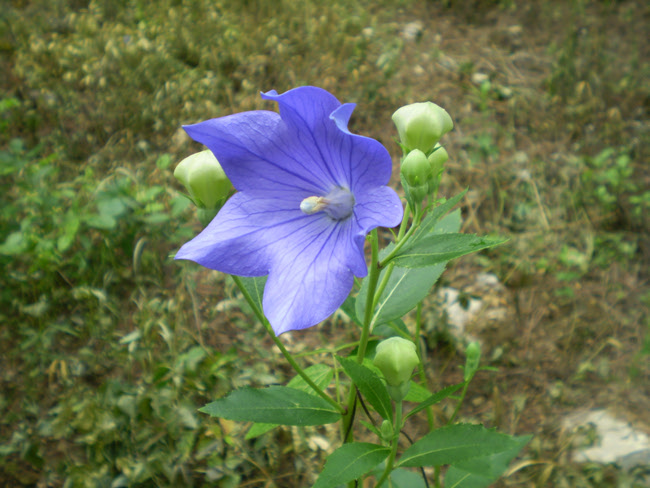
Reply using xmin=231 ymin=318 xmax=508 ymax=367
xmin=174 ymin=150 xmax=233 ymax=210
xmin=380 ymin=419 xmax=393 ymax=442
xmin=401 ymin=149 xmax=432 ymax=204
xmin=392 ymin=102 xmax=453 ymax=154
xmin=373 ymin=337 xmax=420 ymax=388
xmin=426 ymin=144 xmax=449 ymax=196
xmin=464 ymin=341 xmax=481 ymax=382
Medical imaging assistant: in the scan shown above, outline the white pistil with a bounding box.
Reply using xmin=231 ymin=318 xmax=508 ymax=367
xmin=300 ymin=196 xmax=328 ymax=214
xmin=300 ymin=187 xmax=355 ymax=221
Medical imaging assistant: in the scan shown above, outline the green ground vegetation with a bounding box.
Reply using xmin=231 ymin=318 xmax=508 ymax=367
xmin=1 ymin=0 xmax=648 ymax=486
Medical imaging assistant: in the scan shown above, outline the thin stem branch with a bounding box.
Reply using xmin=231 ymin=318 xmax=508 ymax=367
xmin=415 ymin=301 xmax=435 ymax=430
xmin=378 ymin=204 xmax=422 ymax=268
xmin=357 ymin=229 xmax=380 ymax=362
xmin=448 ymin=380 xmax=470 ymax=425
xmin=231 ymin=275 xmax=345 ymax=414
xmin=342 ymin=229 xmax=380 ymax=445
xmin=375 ymin=400 xmax=403 ymax=488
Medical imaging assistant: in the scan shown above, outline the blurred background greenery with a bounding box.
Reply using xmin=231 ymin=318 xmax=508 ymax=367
xmin=1 ymin=0 xmax=648 ymax=486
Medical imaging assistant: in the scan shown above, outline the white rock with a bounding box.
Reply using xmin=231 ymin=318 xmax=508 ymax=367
xmin=563 ymin=409 xmax=650 ymax=471
xmin=471 ymin=72 xmax=489 ymax=86
xmin=438 ymin=287 xmax=483 ymax=340
xmin=402 ymin=21 xmax=423 ymax=41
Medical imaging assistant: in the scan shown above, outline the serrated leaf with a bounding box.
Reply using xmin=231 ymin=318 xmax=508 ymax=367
xmin=397 ymin=424 xmax=522 ymax=468
xmin=371 ymin=263 xmax=445 ymax=326
xmin=404 ymin=381 xmax=431 ymax=403
xmin=200 ymin=386 xmax=340 ymax=426
xmin=246 ymin=364 xmax=334 ymax=439
xmin=405 ymin=383 xmax=464 ymax=420
xmin=435 ymin=208 xmax=462 ymax=234
xmin=393 ymin=234 xmax=507 ymax=268
xmin=414 ymin=189 xmax=468 ymax=238
xmin=313 ymin=443 xmax=390 ymax=488
xmin=337 ymin=356 xmax=393 ymax=421
xmin=357 ymin=210 xmax=460 ymax=326
xmin=445 ymin=434 xmax=532 ymax=487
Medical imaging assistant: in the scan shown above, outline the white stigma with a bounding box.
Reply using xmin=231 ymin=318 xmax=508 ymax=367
xmin=300 ymin=187 xmax=355 ymax=221
xmin=300 ymin=196 xmax=328 ymax=215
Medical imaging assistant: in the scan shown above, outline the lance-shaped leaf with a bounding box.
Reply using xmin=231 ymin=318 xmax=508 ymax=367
xmin=397 ymin=424 xmax=522 ymax=468
xmin=337 ymin=356 xmax=393 ymax=421
xmin=444 ymin=434 xmax=532 ymax=487
xmin=404 ymin=381 xmax=432 ymax=402
xmin=404 ymin=383 xmax=464 ymax=420
xmin=313 ymin=442 xmax=391 ymax=488
xmin=392 ymin=233 xmax=507 ymax=269
xmin=371 ymin=465 xmax=428 ymax=488
xmin=412 ymin=189 xmax=467 ymax=239
xmin=200 ymin=386 xmax=340 ymax=426
xmin=356 ymin=210 xmax=460 ymax=326
xmin=246 ymin=364 xmax=334 ymax=439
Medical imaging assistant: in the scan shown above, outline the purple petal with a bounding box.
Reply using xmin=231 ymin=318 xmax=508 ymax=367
xmin=184 ymin=111 xmax=331 ymax=195
xmin=353 ymin=185 xmax=404 ymax=232
xmin=263 ymin=218 xmax=366 ymax=335
xmin=177 ymin=86 xmax=405 ymax=335
xmin=175 ymin=192 xmax=302 ymax=276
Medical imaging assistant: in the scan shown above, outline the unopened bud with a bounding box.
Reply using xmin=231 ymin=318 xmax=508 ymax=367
xmin=392 ymin=102 xmax=453 ymax=154
xmin=380 ymin=419 xmax=393 ymax=442
xmin=401 ymin=149 xmax=431 ymax=204
xmin=174 ymin=150 xmax=232 ymax=211
xmin=426 ymin=144 xmax=449 ymax=196
xmin=373 ymin=337 xmax=419 ymax=392
xmin=464 ymin=341 xmax=481 ymax=382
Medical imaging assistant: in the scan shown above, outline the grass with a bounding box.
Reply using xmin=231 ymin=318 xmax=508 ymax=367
xmin=1 ymin=0 xmax=649 ymax=486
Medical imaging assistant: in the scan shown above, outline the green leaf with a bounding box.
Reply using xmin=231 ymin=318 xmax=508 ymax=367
xmin=0 ymin=231 xmax=28 ymax=255
xmin=246 ymin=364 xmax=334 ymax=439
xmin=200 ymin=386 xmax=340 ymax=426
xmin=86 ymin=213 xmax=117 ymax=230
xmin=313 ymin=443 xmax=390 ymax=488
xmin=404 ymin=383 xmax=464 ymax=420
xmin=404 ymin=381 xmax=431 ymax=403
xmin=445 ymin=434 xmax=532 ymax=487
xmin=435 ymin=208 xmax=462 ymax=234
xmin=373 ymin=318 xmax=410 ymax=338
xmin=339 ymin=295 xmax=362 ymax=327
xmin=393 ymin=234 xmax=507 ymax=269
xmin=57 ymin=213 xmax=80 ymax=252
xmin=337 ymin=356 xmax=393 ymax=421
xmin=238 ymin=275 xmax=267 ymax=313
xmin=371 ymin=465 xmax=427 ymax=488
xmin=414 ymin=189 xmax=467 ymax=238
xmin=397 ymin=424 xmax=522 ymax=468
xmin=372 ymin=263 xmax=446 ymax=326
xmin=357 ymin=210 xmax=460 ymax=326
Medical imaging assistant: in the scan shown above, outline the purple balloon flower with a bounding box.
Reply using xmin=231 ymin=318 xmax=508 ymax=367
xmin=176 ymin=87 xmax=403 ymax=335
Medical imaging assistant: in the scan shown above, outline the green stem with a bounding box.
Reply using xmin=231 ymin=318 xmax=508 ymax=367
xmin=448 ymin=380 xmax=470 ymax=425
xmin=375 ymin=400 xmax=403 ymax=488
xmin=342 ymin=229 xmax=381 ymax=444
xmin=378 ymin=204 xmax=422 ymax=268
xmin=372 ymin=262 xmax=394 ymax=311
xmin=371 ymin=204 xmax=413 ymax=319
xmin=433 ymin=466 xmax=442 ymax=488
xmin=358 ymin=229 xmax=380 ymax=363
xmin=231 ymin=275 xmax=345 ymax=414
xmin=397 ymin=204 xmax=411 ymax=241
xmin=415 ymin=301 xmax=435 ymax=431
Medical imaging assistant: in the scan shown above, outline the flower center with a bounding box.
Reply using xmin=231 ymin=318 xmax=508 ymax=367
xmin=300 ymin=187 xmax=355 ymax=221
